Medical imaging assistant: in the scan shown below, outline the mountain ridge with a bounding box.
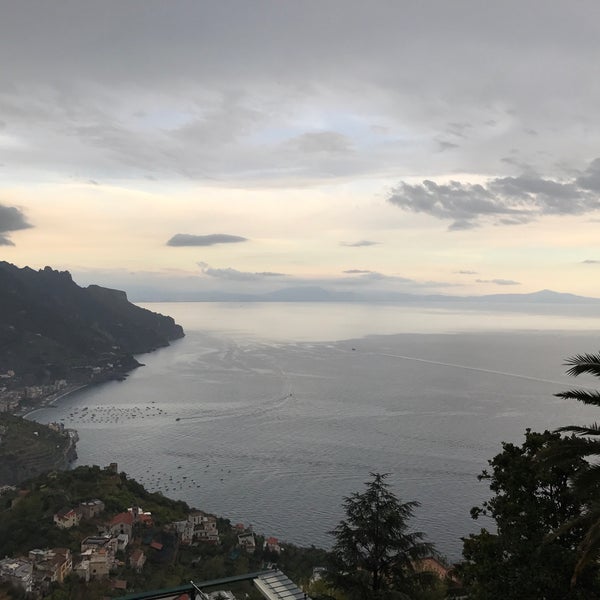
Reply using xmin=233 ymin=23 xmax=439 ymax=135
xmin=133 ymin=286 xmax=600 ymax=304
xmin=0 ymin=261 xmax=184 ymax=391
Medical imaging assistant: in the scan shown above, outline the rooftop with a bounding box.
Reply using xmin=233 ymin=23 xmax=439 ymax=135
xmin=118 ymin=570 xmax=309 ymax=600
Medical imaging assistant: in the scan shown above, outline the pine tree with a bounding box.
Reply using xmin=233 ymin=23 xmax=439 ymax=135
xmin=328 ymin=473 xmax=434 ymax=599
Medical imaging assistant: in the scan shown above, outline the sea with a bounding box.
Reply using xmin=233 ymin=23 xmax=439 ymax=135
xmin=27 ymin=301 xmax=600 ymax=561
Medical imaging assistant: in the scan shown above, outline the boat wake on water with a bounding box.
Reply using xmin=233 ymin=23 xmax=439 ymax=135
xmin=174 ymin=392 xmax=294 ymax=423
xmin=371 ymin=351 xmax=568 ymax=386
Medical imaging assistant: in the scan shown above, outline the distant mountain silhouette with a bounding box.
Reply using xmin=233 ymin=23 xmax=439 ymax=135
xmin=136 ymin=285 xmax=600 ymax=303
xmin=468 ymin=289 xmax=599 ymax=303
xmin=0 ymin=262 xmax=184 ymax=385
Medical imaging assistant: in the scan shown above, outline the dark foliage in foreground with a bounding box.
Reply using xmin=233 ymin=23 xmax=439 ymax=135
xmin=550 ymin=352 xmax=600 ymax=581
xmin=460 ymin=429 xmax=600 ymax=599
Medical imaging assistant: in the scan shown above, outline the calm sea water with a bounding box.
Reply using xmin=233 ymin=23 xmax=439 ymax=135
xmin=29 ymin=302 xmax=600 ymax=561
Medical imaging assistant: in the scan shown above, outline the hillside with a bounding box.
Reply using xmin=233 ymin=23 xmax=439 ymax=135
xmin=0 ymin=466 xmax=190 ymax=558
xmin=0 ymin=466 xmax=328 ymax=599
xmin=0 ymin=262 xmax=184 ymax=392
xmin=0 ymin=413 xmax=77 ymax=485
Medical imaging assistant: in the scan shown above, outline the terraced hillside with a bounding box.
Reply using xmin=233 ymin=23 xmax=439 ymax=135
xmin=0 ymin=413 xmax=76 ymax=485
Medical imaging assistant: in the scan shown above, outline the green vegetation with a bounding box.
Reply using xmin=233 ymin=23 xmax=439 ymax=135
xmin=460 ymin=429 xmax=600 ymax=599
xmin=0 ymin=466 xmax=189 ymax=558
xmin=0 ymin=466 xmax=330 ymax=599
xmin=550 ymin=352 xmax=600 ymax=579
xmin=0 ymin=413 xmax=69 ymax=465
xmin=460 ymin=352 xmax=600 ymax=598
xmin=0 ymin=413 xmax=74 ymax=485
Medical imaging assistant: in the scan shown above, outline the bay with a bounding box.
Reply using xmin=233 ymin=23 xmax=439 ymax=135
xmin=28 ymin=302 xmax=600 ymax=561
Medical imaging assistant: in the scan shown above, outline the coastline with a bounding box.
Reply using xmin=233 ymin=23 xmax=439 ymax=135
xmin=21 ymin=383 xmax=91 ymax=420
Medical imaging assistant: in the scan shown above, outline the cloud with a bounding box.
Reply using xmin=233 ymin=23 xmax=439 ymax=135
xmin=3 ymin=3 xmax=600 ymax=188
xmin=340 ymin=240 xmax=379 ymax=247
xmin=167 ymin=233 xmax=247 ymax=247
xmin=476 ymin=278 xmax=520 ymax=286
xmin=284 ymin=131 xmax=353 ymax=154
xmin=387 ymin=160 xmax=600 ymax=229
xmin=576 ymin=158 xmax=600 ymax=192
xmin=437 ymin=140 xmax=459 ymax=152
xmin=335 ymin=271 xmax=435 ymax=286
xmin=195 ymin=261 xmax=448 ymax=291
xmin=456 ymin=270 xmax=478 ymax=275
xmin=582 ymin=259 xmax=600 ymax=264
xmin=199 ymin=263 xmax=285 ymax=281
xmin=0 ymin=204 xmax=32 ymax=245
xmin=71 ymin=265 xmax=461 ymax=302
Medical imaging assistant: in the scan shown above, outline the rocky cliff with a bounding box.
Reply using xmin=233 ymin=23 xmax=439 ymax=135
xmin=0 ymin=262 xmax=184 ymax=386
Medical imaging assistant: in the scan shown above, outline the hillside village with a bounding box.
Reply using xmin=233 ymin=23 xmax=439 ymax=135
xmin=0 ymin=464 xmax=324 ymax=600
xmin=1 ymin=499 xmax=223 ymax=595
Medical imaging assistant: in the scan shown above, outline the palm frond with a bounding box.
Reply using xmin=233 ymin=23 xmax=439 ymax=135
xmin=556 ymin=423 xmax=600 ymax=437
xmin=572 ymin=513 xmax=600 ymax=586
xmin=545 ymin=506 xmax=598 ymax=543
xmin=555 ymin=389 xmax=600 ymax=406
xmin=563 ymin=353 xmax=600 ymax=378
xmin=571 ymin=463 xmax=600 ymax=494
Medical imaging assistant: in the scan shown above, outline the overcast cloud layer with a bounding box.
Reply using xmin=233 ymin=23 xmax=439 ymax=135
xmin=2 ymin=1 xmax=600 ymax=187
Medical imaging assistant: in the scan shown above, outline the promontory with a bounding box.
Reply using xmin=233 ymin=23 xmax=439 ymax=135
xmin=0 ymin=261 xmax=184 ymax=415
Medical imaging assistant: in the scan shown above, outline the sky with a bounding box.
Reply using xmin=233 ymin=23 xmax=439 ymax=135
xmin=1 ymin=0 xmax=600 ymax=300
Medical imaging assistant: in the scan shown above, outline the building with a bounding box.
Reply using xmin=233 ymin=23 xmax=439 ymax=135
xmin=53 ymin=506 xmax=80 ymax=529
xmin=109 ymin=511 xmax=134 ymax=537
xmin=29 ymin=548 xmax=72 ymax=584
xmin=77 ymin=548 xmax=111 ymax=580
xmin=129 ymin=549 xmax=146 ymax=573
xmin=254 ymin=570 xmax=308 ymax=600
xmin=238 ymin=532 xmax=256 ymax=553
xmin=74 ymin=560 xmax=90 ymax=582
xmin=0 ymin=558 xmax=33 ymax=593
xmin=117 ymin=533 xmax=129 ymax=551
xmin=128 ymin=505 xmax=153 ymax=525
xmin=114 ymin=569 xmax=309 ymax=600
xmin=172 ymin=519 xmax=194 ymax=544
xmin=81 ymin=536 xmax=116 ymax=555
xmin=264 ymin=537 xmax=281 ymax=554
xmin=413 ymin=556 xmax=452 ymax=580
xmin=188 ymin=510 xmax=220 ymax=543
xmin=78 ymin=499 xmax=105 ymax=519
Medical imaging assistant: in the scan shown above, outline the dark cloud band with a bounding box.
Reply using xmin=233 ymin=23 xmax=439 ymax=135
xmin=340 ymin=240 xmax=379 ymax=247
xmin=167 ymin=233 xmax=247 ymax=247
xmin=198 ymin=263 xmax=285 ymax=281
xmin=387 ymin=159 xmax=600 ymax=230
xmin=0 ymin=204 xmax=32 ymax=245
xmin=476 ymin=278 xmax=520 ymax=286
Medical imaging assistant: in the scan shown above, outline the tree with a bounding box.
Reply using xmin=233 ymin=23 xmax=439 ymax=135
xmin=460 ymin=429 xmax=600 ymax=599
xmin=327 ymin=472 xmax=435 ymax=600
xmin=548 ymin=352 xmax=600 ymax=581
